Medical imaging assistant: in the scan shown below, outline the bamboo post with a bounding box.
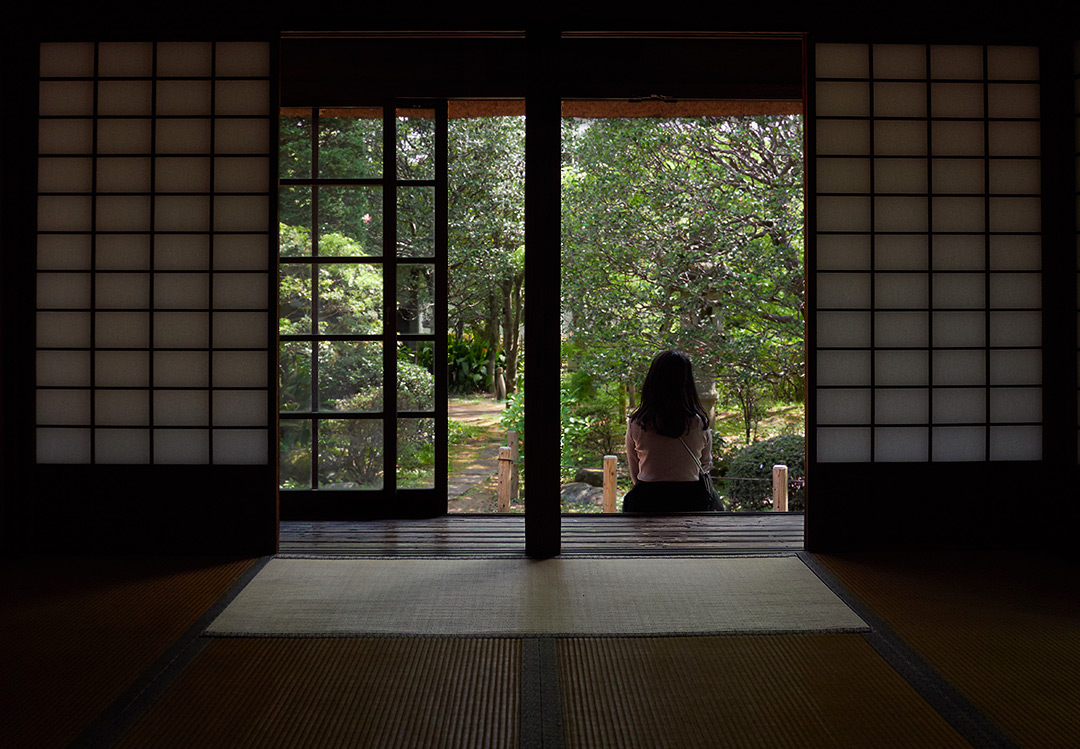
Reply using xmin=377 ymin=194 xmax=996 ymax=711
xmin=772 ymin=464 xmax=788 ymax=512
xmin=507 ymin=430 xmax=520 ymax=502
xmin=497 ymin=446 xmax=513 ymax=512
xmin=603 ymin=455 xmax=617 ymax=513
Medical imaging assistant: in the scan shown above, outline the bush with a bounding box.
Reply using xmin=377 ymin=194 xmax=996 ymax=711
xmin=724 ymin=434 xmax=805 ymax=512
xmin=448 ymin=333 xmax=503 ymax=394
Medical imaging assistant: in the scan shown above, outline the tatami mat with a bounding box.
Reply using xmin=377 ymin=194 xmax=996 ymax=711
xmin=816 ymin=552 xmax=1080 ymax=748
xmin=206 ymin=556 xmax=867 ymax=637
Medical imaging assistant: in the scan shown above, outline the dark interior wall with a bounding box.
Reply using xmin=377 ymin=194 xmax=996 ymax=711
xmin=2 ymin=5 xmax=1078 ymax=556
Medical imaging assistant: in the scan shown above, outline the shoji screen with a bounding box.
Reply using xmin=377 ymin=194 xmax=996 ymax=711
xmin=36 ymin=41 xmax=274 ymax=465
xmin=813 ymin=43 xmax=1043 ymax=462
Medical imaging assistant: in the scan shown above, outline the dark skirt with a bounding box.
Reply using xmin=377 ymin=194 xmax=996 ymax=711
xmin=622 ymin=479 xmax=713 ymax=513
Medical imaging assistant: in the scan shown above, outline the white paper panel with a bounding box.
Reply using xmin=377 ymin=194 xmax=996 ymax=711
xmin=875 ymin=273 xmax=928 ymax=308
xmin=216 ymin=42 xmax=271 ymax=76
xmin=37 ymin=351 xmax=91 ymax=387
xmin=874 ymin=121 xmax=928 ymax=156
xmin=37 ymin=311 xmax=91 ymax=348
xmin=216 ymin=81 xmax=270 ymax=115
xmin=214 ymin=157 xmax=269 ymax=192
xmin=98 ymin=81 xmax=152 ymax=116
xmin=154 ymin=391 xmax=209 ymax=426
xmin=875 ymin=311 xmax=928 ymax=347
xmin=933 ymin=311 xmax=986 ymax=347
xmin=154 ymin=429 xmax=210 ymax=463
xmin=989 ymin=425 xmax=1041 ymax=460
xmin=989 ymin=350 xmax=1041 ymax=385
xmin=95 ymin=274 xmax=149 ymax=308
xmin=933 ymin=388 xmax=986 ymax=423
xmin=817 ymin=389 xmax=871 ymax=424
xmin=39 ymin=81 xmax=94 ymax=116
xmin=213 ymin=313 xmax=267 ymax=348
xmin=212 ymin=351 xmax=268 ymax=387
xmin=95 ymin=390 xmax=149 ymax=425
xmin=38 ymin=234 xmax=91 ymax=270
xmin=95 ymin=430 xmax=150 ymax=463
xmin=874 ymin=45 xmax=926 ymax=78
xmin=215 ymin=119 xmax=270 ymax=153
xmin=815 ymin=120 xmax=870 ymax=156
xmin=989 ymin=122 xmax=1040 ymax=156
xmin=156 ymin=119 xmax=212 ymax=154
xmin=990 ymin=160 xmax=1041 ymax=196
xmin=874 ymin=82 xmax=926 ymax=117
xmin=155 ymin=196 xmax=210 ymax=232
xmin=989 ymin=197 xmax=1041 ymax=233
xmin=38 ymin=196 xmax=91 ymax=232
xmin=932 ymin=273 xmax=985 ymax=308
xmin=874 ymin=159 xmax=926 ymax=194
xmin=875 ymin=235 xmax=928 ymax=270
xmin=155 ymin=235 xmax=210 ymax=270
xmin=817 ymin=273 xmax=871 ymax=308
xmin=816 ymin=235 xmax=870 ymax=271
xmin=816 ymin=427 xmax=871 ymax=462
xmin=818 ymin=351 xmax=872 ymax=387
xmin=157 ymin=42 xmax=212 ymax=76
xmin=875 ymin=350 xmax=929 ymax=386
xmin=213 ymin=430 xmax=269 ymax=464
xmin=814 ymin=82 xmax=869 ymax=117
xmin=214 ymin=196 xmax=270 ymax=232
xmin=37 ymin=390 xmax=91 ymax=424
xmin=213 ymin=391 xmax=267 ymax=426
xmin=932 ymin=121 xmax=984 ymax=156
xmin=989 ymin=387 xmax=1042 ymax=422
xmin=934 ymin=350 xmax=986 ymax=386
xmin=988 ymin=83 xmax=1040 ymax=119
xmin=37 ymin=273 xmax=91 ymax=308
xmin=37 ymin=428 xmax=91 ymax=463
xmin=989 ymin=311 xmax=1041 ymax=346
xmin=931 ymin=159 xmax=984 ymax=194
xmin=932 ymin=426 xmax=986 ymax=461
xmin=97 ymin=120 xmax=152 ymax=154
xmin=874 ymin=427 xmax=928 ymax=461
xmin=932 ymin=197 xmax=985 ymax=233
xmin=153 ymin=351 xmax=209 ymax=387
xmin=876 ymin=389 xmax=928 ymax=424
xmin=38 ymin=157 xmax=92 ymax=193
xmin=213 ymin=274 xmax=268 ymax=309
xmin=156 ymin=80 xmax=212 ymax=116
xmin=98 ymin=42 xmax=152 ymax=76
xmin=930 ymin=45 xmax=983 ymax=79
xmin=933 ymin=235 xmax=985 ymax=270
xmin=989 ymin=273 xmax=1041 ymax=308
xmin=155 ymin=157 xmax=211 ymax=192
xmin=155 ymin=273 xmax=210 ymax=308
xmin=97 ymin=157 xmax=152 ymax=192
xmin=817 ymin=197 xmax=870 ymax=232
xmin=930 ymin=83 xmax=983 ymax=118
xmin=155 ymin=312 xmax=210 ymax=348
xmin=816 ymin=158 xmax=870 ymax=194
xmin=213 ymin=234 xmax=269 ymax=271
xmin=97 ymin=196 xmax=151 ymax=231
xmin=987 ymin=46 xmax=1039 ymax=80
xmin=39 ymin=119 xmax=94 ymax=155
xmin=95 ymin=351 xmax=149 ymax=387
xmin=875 ymin=197 xmax=928 ymax=232
xmin=815 ymin=43 xmax=868 ymax=78
xmin=40 ymin=42 xmax=94 ymax=76
xmin=817 ymin=311 xmax=871 ymax=348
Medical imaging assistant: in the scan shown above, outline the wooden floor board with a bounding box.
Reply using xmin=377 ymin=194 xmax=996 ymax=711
xmin=280 ymin=513 xmax=804 ymax=557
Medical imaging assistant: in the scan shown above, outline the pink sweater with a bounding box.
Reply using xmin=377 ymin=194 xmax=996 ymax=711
xmin=625 ymin=417 xmax=713 ymax=483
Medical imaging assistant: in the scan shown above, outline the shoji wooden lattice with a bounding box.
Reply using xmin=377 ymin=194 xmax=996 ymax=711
xmin=813 ymin=44 xmax=1043 ymax=462
xmin=36 ymin=41 xmax=274 ymax=464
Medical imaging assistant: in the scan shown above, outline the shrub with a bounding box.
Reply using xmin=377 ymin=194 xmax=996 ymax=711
xmin=724 ymin=434 xmax=806 ymax=512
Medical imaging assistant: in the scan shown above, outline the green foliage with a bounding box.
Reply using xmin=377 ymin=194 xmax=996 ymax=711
xmin=724 ymin=435 xmax=806 ymax=512
xmin=447 ymin=333 xmax=502 ymax=393
xmin=559 ymin=369 xmax=625 ymax=478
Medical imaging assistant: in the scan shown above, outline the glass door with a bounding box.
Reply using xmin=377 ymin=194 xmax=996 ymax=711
xmin=278 ymin=103 xmax=447 ymax=518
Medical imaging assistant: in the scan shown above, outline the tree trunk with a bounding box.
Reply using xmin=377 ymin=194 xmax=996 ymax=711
xmin=484 ymin=292 xmax=500 ymax=393
xmin=500 ymin=272 xmax=524 ymax=395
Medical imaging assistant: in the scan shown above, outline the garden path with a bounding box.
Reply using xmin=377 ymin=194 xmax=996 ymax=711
xmin=446 ymin=396 xmax=522 ymax=513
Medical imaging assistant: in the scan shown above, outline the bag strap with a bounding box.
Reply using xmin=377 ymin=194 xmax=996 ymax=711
xmin=678 ymin=436 xmax=704 ymax=474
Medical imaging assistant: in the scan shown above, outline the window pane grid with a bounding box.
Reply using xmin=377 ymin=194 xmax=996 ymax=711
xmin=814 ymin=43 xmax=1042 ymax=463
xmin=36 ymin=41 xmax=273 ymax=465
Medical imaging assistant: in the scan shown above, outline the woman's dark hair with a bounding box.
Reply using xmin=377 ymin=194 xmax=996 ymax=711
xmin=628 ymin=350 xmax=710 ymax=437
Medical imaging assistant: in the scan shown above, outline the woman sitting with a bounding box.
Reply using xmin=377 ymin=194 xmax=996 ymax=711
xmin=622 ymin=350 xmax=716 ymax=513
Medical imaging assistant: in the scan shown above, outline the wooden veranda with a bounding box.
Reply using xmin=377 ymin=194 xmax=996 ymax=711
xmin=279 ymin=513 xmax=804 ymax=557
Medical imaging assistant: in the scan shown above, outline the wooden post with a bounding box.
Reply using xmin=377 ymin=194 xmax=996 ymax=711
xmin=603 ymin=455 xmax=617 ymax=513
xmin=772 ymin=464 xmax=788 ymax=512
xmin=507 ymin=430 xmax=520 ymax=502
xmin=498 ymin=447 xmax=513 ymax=512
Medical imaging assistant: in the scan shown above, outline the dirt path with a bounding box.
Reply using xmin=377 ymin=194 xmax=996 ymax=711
xmin=447 ymin=396 xmax=523 ymax=513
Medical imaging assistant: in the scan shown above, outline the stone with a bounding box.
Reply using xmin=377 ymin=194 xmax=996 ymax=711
xmin=560 ymin=482 xmax=599 ymax=504
xmin=574 ymin=467 xmax=605 ymax=487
